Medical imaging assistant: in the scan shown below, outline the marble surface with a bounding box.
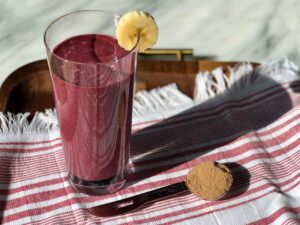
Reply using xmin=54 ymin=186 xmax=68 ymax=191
xmin=0 ymin=0 xmax=299 ymax=86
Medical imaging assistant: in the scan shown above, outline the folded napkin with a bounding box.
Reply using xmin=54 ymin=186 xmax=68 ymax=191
xmin=1 ymin=58 xmax=300 ymax=224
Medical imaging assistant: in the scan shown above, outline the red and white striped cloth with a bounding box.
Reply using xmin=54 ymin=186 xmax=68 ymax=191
xmin=1 ymin=58 xmax=300 ymax=224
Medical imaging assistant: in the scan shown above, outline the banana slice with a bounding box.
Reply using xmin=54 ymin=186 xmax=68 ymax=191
xmin=116 ymin=11 xmax=158 ymax=52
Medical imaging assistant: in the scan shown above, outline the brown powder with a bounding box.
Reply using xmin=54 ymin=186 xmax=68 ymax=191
xmin=185 ymin=161 xmax=233 ymax=201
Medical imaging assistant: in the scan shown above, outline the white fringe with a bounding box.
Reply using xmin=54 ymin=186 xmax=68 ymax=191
xmin=132 ymin=83 xmax=194 ymax=123
xmin=0 ymin=57 xmax=299 ymax=138
xmin=0 ymin=109 xmax=59 ymax=142
xmin=194 ymin=57 xmax=299 ymax=104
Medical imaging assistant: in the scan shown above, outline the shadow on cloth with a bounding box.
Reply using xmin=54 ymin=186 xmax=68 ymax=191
xmin=290 ymin=81 xmax=300 ymax=94
xmin=124 ymin=72 xmax=297 ymax=197
xmin=222 ymin=163 xmax=251 ymax=199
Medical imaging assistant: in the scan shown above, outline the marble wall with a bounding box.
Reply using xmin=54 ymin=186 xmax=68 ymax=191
xmin=0 ymin=0 xmax=299 ymax=85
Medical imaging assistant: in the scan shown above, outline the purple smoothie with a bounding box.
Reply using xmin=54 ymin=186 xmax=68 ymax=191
xmin=50 ymin=34 xmax=135 ymax=183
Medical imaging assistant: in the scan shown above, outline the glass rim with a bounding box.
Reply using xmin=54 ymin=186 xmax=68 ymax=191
xmin=43 ymin=9 xmax=139 ymax=65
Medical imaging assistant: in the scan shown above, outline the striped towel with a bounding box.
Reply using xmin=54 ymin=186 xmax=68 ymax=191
xmin=1 ymin=58 xmax=300 ymax=224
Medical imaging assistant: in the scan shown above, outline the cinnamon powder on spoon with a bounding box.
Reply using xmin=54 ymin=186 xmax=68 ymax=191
xmin=186 ymin=161 xmax=233 ymax=201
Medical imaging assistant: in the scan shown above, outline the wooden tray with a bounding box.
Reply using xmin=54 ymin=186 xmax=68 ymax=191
xmin=0 ymin=59 xmax=244 ymax=114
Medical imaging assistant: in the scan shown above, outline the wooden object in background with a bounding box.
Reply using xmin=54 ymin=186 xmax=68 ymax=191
xmin=0 ymin=59 xmax=250 ymax=114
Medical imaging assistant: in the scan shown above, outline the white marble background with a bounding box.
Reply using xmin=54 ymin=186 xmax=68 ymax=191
xmin=0 ymin=0 xmax=300 ymax=86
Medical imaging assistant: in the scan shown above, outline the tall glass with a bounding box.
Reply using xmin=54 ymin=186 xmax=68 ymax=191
xmin=44 ymin=10 xmax=138 ymax=195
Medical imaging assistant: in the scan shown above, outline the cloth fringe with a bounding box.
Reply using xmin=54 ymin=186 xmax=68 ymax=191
xmin=0 ymin=109 xmax=59 ymax=142
xmin=0 ymin=57 xmax=299 ymax=136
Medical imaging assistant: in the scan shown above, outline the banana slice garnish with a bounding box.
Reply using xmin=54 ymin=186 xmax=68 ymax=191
xmin=116 ymin=11 xmax=158 ymax=52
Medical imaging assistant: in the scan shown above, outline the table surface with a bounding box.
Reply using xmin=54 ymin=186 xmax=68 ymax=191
xmin=0 ymin=0 xmax=299 ymax=86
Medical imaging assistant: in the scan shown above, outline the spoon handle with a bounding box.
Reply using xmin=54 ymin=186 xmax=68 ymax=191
xmin=88 ymin=181 xmax=188 ymax=217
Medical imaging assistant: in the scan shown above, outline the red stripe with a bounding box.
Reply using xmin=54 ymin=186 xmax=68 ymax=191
xmin=0 ymin=154 xmax=66 ymax=182
xmin=0 ymin=150 xmax=64 ymax=167
xmin=1 ymin=127 xmax=299 ymax=187
xmin=132 ymin=83 xmax=300 ymax=134
xmin=129 ymin=148 xmax=300 ymax=193
xmin=1 ymin=106 xmax=294 ymax=184
xmin=107 ymin=166 xmax=300 ymax=221
xmin=127 ymin=134 xmax=300 ymax=183
xmin=131 ymin=104 xmax=300 ymax=156
xmin=20 ymin=176 xmax=298 ymax=224
xmin=30 ymin=186 xmax=300 ymax=225
xmin=4 ymin=156 xmax=298 ymax=216
xmin=131 ymin=104 xmax=297 ymax=150
xmin=0 ymin=133 xmax=296 ymax=184
xmin=131 ymin=121 xmax=300 ymax=168
xmin=1 ymin=156 xmax=292 ymax=215
xmin=24 ymin=208 xmax=109 ymax=225
xmin=1 ymin=119 xmax=299 ymax=184
xmin=99 ymin=153 xmax=299 ymax=221
xmin=0 ymin=169 xmax=66 ymax=185
xmin=0 ymin=143 xmax=62 ymax=153
xmin=0 ymin=148 xmax=300 ymax=204
xmin=2 ymin=196 xmax=80 ymax=224
xmin=131 ymin=82 xmax=298 ymax=127
xmin=3 ymin=151 xmax=299 ymax=213
xmin=282 ymin=218 xmax=300 ymax=225
xmin=3 ymin=185 xmax=76 ymax=211
xmin=2 ymin=107 xmax=299 ymax=174
xmin=134 ymin=105 xmax=299 ymax=151
xmin=248 ymin=207 xmax=300 ymax=225
xmin=0 ymin=178 xmax=65 ymax=195
xmin=4 ymin=177 xmax=300 ymax=225
xmin=132 ymin=181 xmax=300 ymax=225
xmin=0 ymin=137 xmax=61 ymax=145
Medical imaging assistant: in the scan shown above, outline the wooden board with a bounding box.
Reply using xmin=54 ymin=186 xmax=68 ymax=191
xmin=0 ymin=59 xmax=251 ymax=114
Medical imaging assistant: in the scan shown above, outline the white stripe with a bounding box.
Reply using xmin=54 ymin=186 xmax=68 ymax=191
xmin=0 ymin=168 xmax=65 ymax=184
xmin=0 ymin=97 xmax=298 ymax=158
xmin=5 ymin=177 xmax=299 ymax=225
xmin=0 ymin=139 xmax=62 ymax=150
xmin=0 ymin=172 xmax=67 ymax=189
xmin=93 ymin=163 xmax=300 ymax=224
xmin=1 ymin=181 xmax=71 ymax=201
xmin=3 ymin=191 xmax=82 ymax=217
xmin=150 ymin=178 xmax=300 ymax=225
xmin=261 ymin=114 xmax=300 ymax=136
xmin=2 ymin=128 xmax=299 ymax=206
xmin=0 ymin=144 xmax=298 ymax=190
xmin=6 ymin=112 xmax=298 ymax=182
xmin=3 ymin=202 xmax=82 ymax=225
xmin=0 ymin=130 xmax=60 ymax=143
xmin=2 ymin=124 xmax=299 ymax=193
xmin=3 ymin=152 xmax=299 ymax=215
xmin=270 ymin=212 xmax=300 ymax=225
xmin=2 ymin=103 xmax=297 ymax=182
xmin=103 ymin=174 xmax=300 ymax=225
xmin=110 ymin=167 xmax=300 ymax=219
xmin=178 ymin=187 xmax=300 ymax=225
xmin=0 ymin=146 xmax=62 ymax=157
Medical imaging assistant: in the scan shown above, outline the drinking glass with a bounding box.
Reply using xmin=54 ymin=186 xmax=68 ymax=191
xmin=44 ymin=10 xmax=138 ymax=195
